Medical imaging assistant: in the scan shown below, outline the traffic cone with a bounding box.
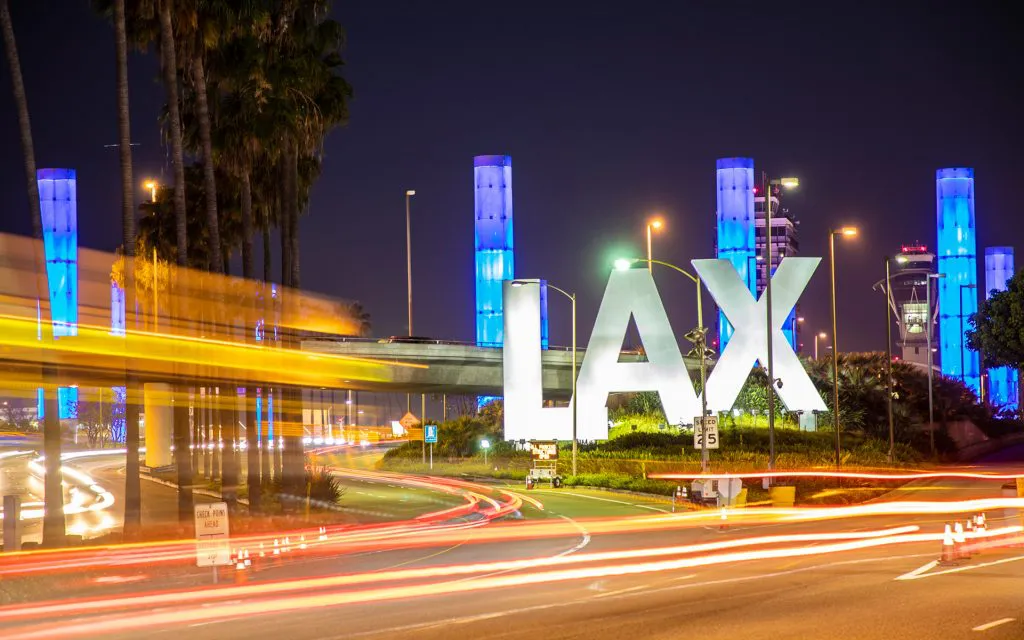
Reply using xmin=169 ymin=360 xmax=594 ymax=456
xmin=272 ymin=539 xmax=281 ymax=556
xmin=954 ymin=521 xmax=969 ymax=560
xmin=299 ymin=535 xmax=307 ymax=550
xmin=243 ymin=549 xmax=251 ymax=568
xmin=978 ymin=513 xmax=987 ymax=533
xmin=719 ymin=508 xmax=728 ymax=531
xmin=939 ymin=523 xmax=957 ymax=565
xmin=235 ymin=550 xmax=248 ymax=584
xmin=319 ymin=526 xmax=327 ymax=541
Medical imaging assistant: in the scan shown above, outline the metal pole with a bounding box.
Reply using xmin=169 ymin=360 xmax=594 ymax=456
xmin=885 ymin=258 xmax=895 ymax=463
xmin=646 ymin=224 xmax=653 ymax=273
xmin=421 ymin=394 xmax=425 ymax=464
xmin=698 ymin=277 xmax=708 ymax=473
xmin=960 ymin=285 xmax=966 ymax=384
xmin=406 ymin=192 xmax=414 ymax=415
xmin=829 ymin=231 xmax=841 ymax=468
xmin=764 ymin=175 xmax=776 ymax=472
xmin=927 ymin=276 xmax=935 ymax=457
xmin=571 ymin=293 xmax=578 ymax=477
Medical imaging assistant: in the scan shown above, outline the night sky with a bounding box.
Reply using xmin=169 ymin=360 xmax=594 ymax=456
xmin=1 ymin=1 xmax=1021 ymax=355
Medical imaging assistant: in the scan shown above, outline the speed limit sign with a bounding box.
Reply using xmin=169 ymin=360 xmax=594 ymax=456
xmin=693 ymin=416 xmax=719 ymax=449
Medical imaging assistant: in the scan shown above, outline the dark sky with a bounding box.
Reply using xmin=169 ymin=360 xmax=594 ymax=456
xmin=1 ymin=0 xmax=1021 ymax=354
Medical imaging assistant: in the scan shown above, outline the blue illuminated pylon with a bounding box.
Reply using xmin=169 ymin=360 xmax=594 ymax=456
xmin=984 ymin=247 xmax=1017 ymax=411
xmin=715 ymin=158 xmax=756 ymax=352
xmin=37 ymin=168 xmax=79 ymax=420
xmin=935 ymin=168 xmax=980 ymax=395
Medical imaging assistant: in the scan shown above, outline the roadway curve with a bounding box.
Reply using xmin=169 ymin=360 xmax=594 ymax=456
xmin=0 ymin=446 xmax=1022 ymax=639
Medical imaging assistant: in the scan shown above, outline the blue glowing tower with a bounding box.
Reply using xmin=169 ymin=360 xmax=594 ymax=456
xmin=37 ymin=168 xmax=79 ymax=419
xmin=474 ymin=155 xmax=515 ymax=348
xmin=715 ymin=158 xmax=757 ymax=351
xmin=935 ymin=168 xmax=980 ymax=394
xmin=984 ymin=247 xmax=1017 ymax=410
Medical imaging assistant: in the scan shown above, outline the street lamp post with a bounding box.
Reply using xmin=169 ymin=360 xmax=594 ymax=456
xmin=884 ymin=257 xmax=895 ymax=463
xmin=646 ymin=218 xmax=663 ymax=273
xmin=829 ymin=226 xmax=858 ymax=469
xmin=144 ymin=180 xmax=158 ymax=202
xmin=512 ymin=280 xmax=578 ymax=476
xmin=405 ymin=189 xmax=415 ymax=414
xmin=926 ymin=273 xmax=945 ymax=457
xmin=814 ymin=332 xmax=827 ymax=360
xmin=615 ymin=257 xmax=709 ymax=471
xmin=762 ymin=175 xmax=800 ymax=472
xmin=959 ymin=284 xmax=978 ymax=384
xmin=481 ymin=439 xmax=490 ymax=466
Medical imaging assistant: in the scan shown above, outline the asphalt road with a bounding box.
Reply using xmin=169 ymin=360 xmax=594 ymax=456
xmin=1 ymin=446 xmax=1022 ymax=639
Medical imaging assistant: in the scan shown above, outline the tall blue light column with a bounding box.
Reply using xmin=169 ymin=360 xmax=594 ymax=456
xmin=474 ymin=155 xmax=515 ymax=349
xmin=984 ymin=247 xmax=1017 ymax=410
xmin=936 ymin=167 xmax=980 ymax=394
xmin=37 ymin=168 xmax=78 ymax=420
xmin=715 ymin=157 xmax=756 ymax=351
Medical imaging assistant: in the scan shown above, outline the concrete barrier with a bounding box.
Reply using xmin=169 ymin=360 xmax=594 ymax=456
xmin=769 ymin=486 xmax=796 ymax=508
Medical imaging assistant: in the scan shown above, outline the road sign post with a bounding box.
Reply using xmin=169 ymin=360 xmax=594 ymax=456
xmin=424 ymin=424 xmax=438 ymax=470
xmin=693 ymin=416 xmax=719 ymax=450
xmin=194 ymin=501 xmax=231 ymax=583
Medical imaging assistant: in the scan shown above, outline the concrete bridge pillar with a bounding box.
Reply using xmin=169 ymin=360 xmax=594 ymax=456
xmin=144 ymin=383 xmax=173 ymax=468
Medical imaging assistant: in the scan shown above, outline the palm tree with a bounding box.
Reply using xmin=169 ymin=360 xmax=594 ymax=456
xmin=1 ymin=0 xmax=65 ymax=547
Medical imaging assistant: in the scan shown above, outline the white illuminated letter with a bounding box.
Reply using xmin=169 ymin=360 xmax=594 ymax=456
xmin=692 ymin=258 xmax=827 ymax=413
xmin=575 ymin=268 xmax=700 ymax=437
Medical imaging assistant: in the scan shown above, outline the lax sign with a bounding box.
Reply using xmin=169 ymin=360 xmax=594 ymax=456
xmin=502 ymin=258 xmax=827 ymax=442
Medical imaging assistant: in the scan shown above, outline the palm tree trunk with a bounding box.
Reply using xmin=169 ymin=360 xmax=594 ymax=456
xmin=158 ymin=0 xmax=187 ymax=269
xmin=262 ymin=211 xmax=271 ymax=283
xmin=2 ymin=0 xmax=65 ymax=548
xmin=288 ymin=147 xmax=301 ymax=289
xmin=192 ymin=58 xmax=222 ymax=274
xmin=241 ymin=168 xmax=254 ymax=280
xmin=279 ymin=162 xmax=291 ymax=287
xmin=112 ymin=0 xmax=142 ymax=539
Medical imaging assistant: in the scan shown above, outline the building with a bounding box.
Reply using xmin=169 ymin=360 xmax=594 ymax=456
xmin=754 ymin=185 xmax=800 ymax=351
xmin=984 ymin=247 xmax=1018 ymax=411
xmin=714 ymin=158 xmax=757 ymax=353
xmin=886 ymin=243 xmax=938 ymax=367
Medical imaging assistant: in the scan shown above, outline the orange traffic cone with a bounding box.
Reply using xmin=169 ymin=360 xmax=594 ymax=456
xmin=235 ymin=550 xmax=248 ymax=584
xmin=954 ymin=521 xmax=969 ymax=560
xmin=319 ymin=526 xmax=327 ymax=541
xmin=719 ymin=508 xmax=728 ymax=531
xmin=939 ymin=523 xmax=957 ymax=565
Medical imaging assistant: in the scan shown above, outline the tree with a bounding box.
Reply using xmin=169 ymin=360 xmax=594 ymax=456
xmin=1 ymin=0 xmax=65 ymax=547
xmin=967 ymin=269 xmax=1024 ymax=418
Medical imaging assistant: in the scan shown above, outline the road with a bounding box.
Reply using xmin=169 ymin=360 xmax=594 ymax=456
xmin=0 ymin=446 xmax=1021 ymax=639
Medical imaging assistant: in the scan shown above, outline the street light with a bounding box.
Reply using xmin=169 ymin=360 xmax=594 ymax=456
xmin=883 ymin=256 xmax=896 ymax=463
xmin=144 ymin=180 xmax=158 ymax=202
xmin=646 ymin=218 xmax=664 ymax=273
xmin=959 ymin=284 xmax=978 ymax=384
xmin=814 ymin=331 xmax=828 ymax=360
xmin=615 ymin=257 xmax=712 ymax=472
xmin=405 ymin=189 xmax=415 ymax=414
xmin=828 ymin=225 xmax=858 ymax=469
xmin=512 ymin=279 xmax=578 ymax=476
xmin=926 ymin=272 xmax=945 ymax=457
xmin=481 ymin=439 xmax=491 ymax=466
xmin=763 ymin=175 xmax=800 ymax=472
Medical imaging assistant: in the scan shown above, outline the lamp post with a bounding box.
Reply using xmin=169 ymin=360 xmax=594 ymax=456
xmin=959 ymin=284 xmax=978 ymax=384
xmin=511 ymin=280 xmax=578 ymax=476
xmin=615 ymin=257 xmax=709 ymax=471
xmin=646 ymin=218 xmax=663 ymax=273
xmin=828 ymin=226 xmax=859 ymax=469
xmin=144 ymin=180 xmax=158 ymax=202
xmin=762 ymin=175 xmax=800 ymax=472
xmin=883 ymin=256 xmax=895 ymax=463
xmin=926 ymin=273 xmax=945 ymax=457
xmin=481 ymin=439 xmax=490 ymax=466
xmin=405 ymin=189 xmax=415 ymax=413
xmin=814 ymin=332 xmax=828 ymax=360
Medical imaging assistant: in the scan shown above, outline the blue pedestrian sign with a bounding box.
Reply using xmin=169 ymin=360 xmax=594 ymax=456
xmin=424 ymin=424 xmax=438 ymax=444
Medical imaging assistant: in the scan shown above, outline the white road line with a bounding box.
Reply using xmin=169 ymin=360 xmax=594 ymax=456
xmin=534 ymin=490 xmax=668 ymax=512
xmin=895 ymin=559 xmax=938 ymax=581
xmin=973 ymin=618 xmax=1015 ymax=632
xmin=896 ymin=554 xmax=1024 ymax=581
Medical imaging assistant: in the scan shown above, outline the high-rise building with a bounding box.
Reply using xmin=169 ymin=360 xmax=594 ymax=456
xmin=935 ymin=167 xmax=980 ymax=394
xmin=754 ymin=186 xmax=800 ymax=351
xmin=984 ymin=246 xmax=1017 ymax=411
xmin=887 ymin=243 xmax=938 ymax=367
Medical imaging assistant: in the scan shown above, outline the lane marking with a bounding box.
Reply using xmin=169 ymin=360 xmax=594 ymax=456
xmin=534 ymin=490 xmax=669 ymax=512
xmin=896 ymin=554 xmax=1024 ymax=581
xmin=973 ymin=618 xmax=1015 ymax=632
xmin=895 ymin=560 xmax=938 ymax=581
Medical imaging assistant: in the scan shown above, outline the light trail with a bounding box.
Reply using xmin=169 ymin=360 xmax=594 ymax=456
xmin=649 ymin=470 xmax=1024 ymax=481
xmin=6 ymin=524 xmax=1021 ymax=639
